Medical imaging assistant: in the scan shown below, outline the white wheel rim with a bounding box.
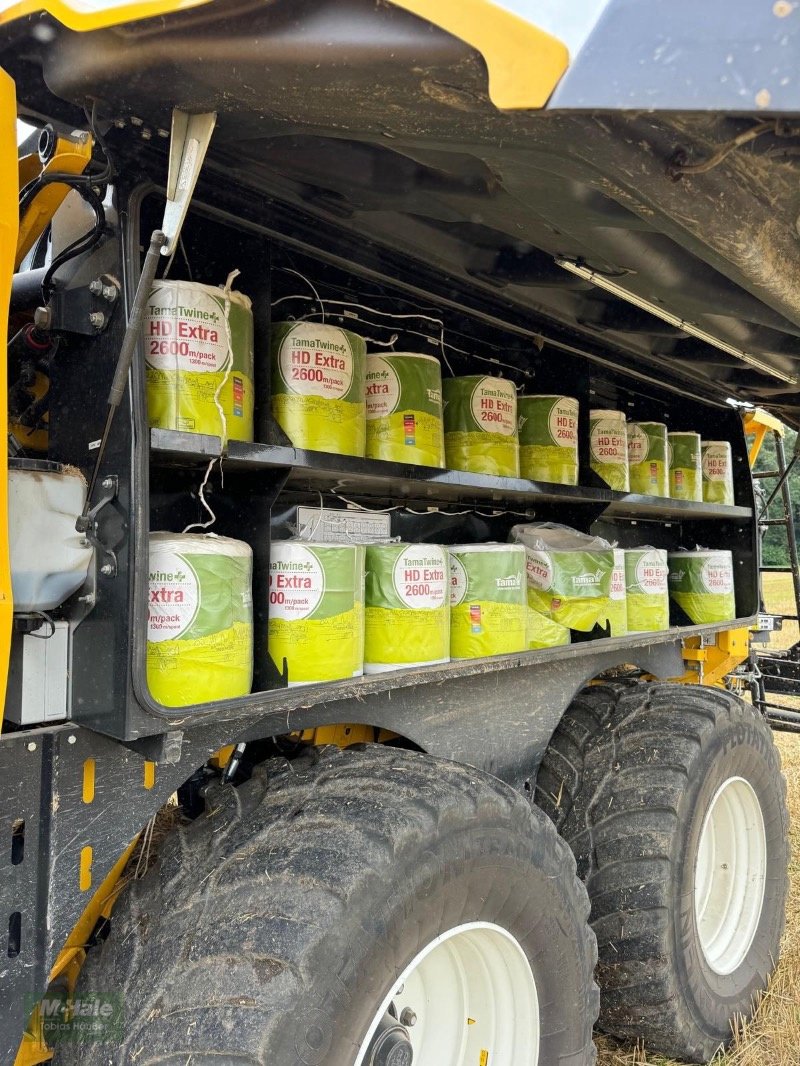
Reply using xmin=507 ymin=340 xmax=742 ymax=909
xmin=694 ymin=776 xmax=767 ymax=975
xmin=354 ymin=921 xmax=539 ymax=1066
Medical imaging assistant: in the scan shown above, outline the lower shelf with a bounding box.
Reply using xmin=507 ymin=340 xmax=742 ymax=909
xmin=139 ymin=615 xmax=756 ymax=728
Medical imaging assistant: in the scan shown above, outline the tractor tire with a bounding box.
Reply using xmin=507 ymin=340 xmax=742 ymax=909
xmin=537 ymin=682 xmax=790 ymax=1063
xmin=55 ymin=744 xmax=599 ymax=1065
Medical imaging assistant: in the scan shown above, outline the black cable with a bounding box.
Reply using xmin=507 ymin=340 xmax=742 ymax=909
xmin=28 ymin=611 xmax=56 ymax=638
xmin=40 ymin=184 xmax=106 ymax=301
xmin=84 ymin=101 xmax=115 ymax=182
xmin=19 ymin=103 xmax=116 ymax=220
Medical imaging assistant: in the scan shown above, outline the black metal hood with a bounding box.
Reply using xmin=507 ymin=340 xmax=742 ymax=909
xmin=6 ymin=0 xmax=800 ymax=423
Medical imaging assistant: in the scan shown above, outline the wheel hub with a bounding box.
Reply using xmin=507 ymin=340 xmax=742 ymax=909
xmin=355 ymin=921 xmax=539 ymax=1066
xmin=694 ymin=775 xmax=767 ymax=975
xmin=366 ymin=1011 xmax=414 ymax=1066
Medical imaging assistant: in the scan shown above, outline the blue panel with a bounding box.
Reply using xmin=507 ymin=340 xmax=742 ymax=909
xmin=549 ymin=0 xmax=800 ymax=111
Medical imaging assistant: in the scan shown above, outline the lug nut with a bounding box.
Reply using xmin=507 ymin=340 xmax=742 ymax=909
xmin=399 ymin=1008 xmax=417 ymax=1028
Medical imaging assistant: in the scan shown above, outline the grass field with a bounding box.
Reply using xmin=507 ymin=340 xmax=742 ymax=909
xmin=595 ymin=574 xmax=800 ymax=1065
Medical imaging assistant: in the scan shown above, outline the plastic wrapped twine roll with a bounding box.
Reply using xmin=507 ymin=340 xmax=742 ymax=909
xmin=268 ymin=541 xmax=362 ymax=686
xmin=147 ymin=533 xmax=253 ymax=707
xmin=271 ymin=323 xmax=367 ymax=457
xmin=145 ymin=280 xmax=254 ymax=442
xmin=701 ymin=441 xmax=735 ymax=506
xmin=668 ymin=432 xmax=702 ymax=502
xmin=527 ymin=608 xmax=571 ymax=650
xmin=590 ymin=409 xmax=629 ymax=491
xmin=449 ymin=544 xmax=526 ymax=659
xmin=365 ymin=353 xmax=445 ymax=468
xmin=627 ymin=421 xmax=668 ymax=497
xmin=668 ymin=550 xmax=736 ymax=624
xmin=512 ymin=523 xmax=615 ymax=634
xmin=625 ymin=548 xmax=669 ymax=632
xmin=517 ymin=395 xmax=578 ymax=486
xmin=364 ymin=543 xmax=449 ymax=672
xmin=443 ymin=375 xmax=519 ymax=477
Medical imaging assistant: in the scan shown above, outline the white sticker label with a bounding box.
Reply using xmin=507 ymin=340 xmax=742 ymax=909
xmin=365 ymin=357 xmax=401 ymax=419
xmin=470 ymin=378 xmax=517 ymax=436
xmin=268 ymin=544 xmax=325 ymax=620
xmin=393 ymin=547 xmax=448 ymax=610
xmin=591 ymin=418 xmax=627 ymax=464
xmin=148 ymin=550 xmax=199 ymax=643
xmin=702 ymin=444 xmax=730 ymax=482
xmin=278 ymin=326 xmax=354 ymax=399
xmin=450 ymin=555 xmax=468 ymax=607
xmin=525 ymin=549 xmax=554 ymax=591
xmin=146 ymin=284 xmax=228 ymax=374
xmin=627 ymin=424 xmax=649 ymax=465
xmin=548 ymin=397 xmax=578 ymax=448
xmin=635 ymin=550 xmax=669 ymax=594
xmin=611 ymin=555 xmax=626 ymax=601
xmin=701 ymin=557 xmax=734 ymax=595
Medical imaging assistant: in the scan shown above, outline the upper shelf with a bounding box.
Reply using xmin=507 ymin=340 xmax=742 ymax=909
xmin=150 ymin=429 xmax=753 ymax=521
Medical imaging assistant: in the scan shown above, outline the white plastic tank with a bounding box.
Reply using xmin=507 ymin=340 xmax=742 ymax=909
xmin=9 ymin=459 xmax=93 ymax=612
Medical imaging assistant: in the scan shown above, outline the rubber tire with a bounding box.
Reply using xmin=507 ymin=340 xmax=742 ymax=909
xmin=536 ymin=682 xmax=789 ymax=1063
xmin=55 ymin=744 xmax=599 ymax=1065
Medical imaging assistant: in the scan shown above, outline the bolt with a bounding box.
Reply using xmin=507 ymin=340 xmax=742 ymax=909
xmin=88 ymin=278 xmax=103 ymax=295
xmin=89 ymin=311 xmax=106 ymax=329
xmin=141 ymin=128 xmax=152 ymax=141
xmin=130 ymin=115 xmax=143 ymax=127
xmin=100 ymin=563 xmax=114 ymax=576
xmin=114 ymin=118 xmax=126 ymax=129
xmin=157 ymin=128 xmax=170 ymax=139
xmin=27 ymin=742 xmax=37 ymax=752
xmin=67 ymin=735 xmax=77 ymax=745
xmin=399 ymin=1008 xmax=417 ymax=1028
xmin=72 ymin=130 xmax=91 ymax=144
xmin=78 ymin=594 xmax=95 ymax=604
xmin=101 ymin=284 xmax=118 ymax=302
xmin=33 ymin=306 xmax=52 ymax=330
xmin=102 ymin=477 xmax=114 ymax=489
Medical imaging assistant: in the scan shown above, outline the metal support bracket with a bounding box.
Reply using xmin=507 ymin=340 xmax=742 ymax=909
xmin=75 ymin=474 xmax=119 ymax=576
xmin=161 ymin=110 xmax=217 ymax=256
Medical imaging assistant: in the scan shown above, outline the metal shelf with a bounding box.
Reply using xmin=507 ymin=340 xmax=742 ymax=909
xmin=133 ymin=613 xmax=756 ymax=729
xmin=150 ymin=428 xmax=753 ymax=521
